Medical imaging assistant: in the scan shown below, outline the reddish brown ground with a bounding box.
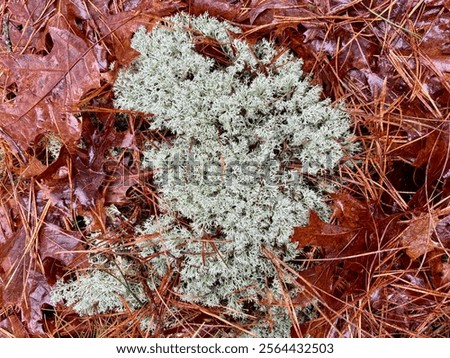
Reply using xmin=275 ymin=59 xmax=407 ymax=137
xmin=0 ymin=0 xmax=448 ymax=337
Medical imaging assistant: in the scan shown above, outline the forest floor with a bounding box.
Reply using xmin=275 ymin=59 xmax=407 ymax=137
xmin=0 ymin=0 xmax=449 ymax=337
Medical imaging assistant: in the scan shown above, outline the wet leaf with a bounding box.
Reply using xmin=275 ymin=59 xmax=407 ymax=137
xmin=418 ymin=12 xmax=450 ymax=73
xmin=428 ymin=249 xmax=450 ymax=288
xmin=435 ymin=215 xmax=450 ymax=247
xmin=292 ymin=196 xmax=382 ymax=311
xmin=19 ymin=157 xmax=48 ymax=178
xmin=399 ymin=215 xmax=437 ymax=260
xmin=0 ymin=313 xmax=29 ymax=338
xmin=0 ymin=191 xmax=81 ymax=335
xmin=0 ymin=27 xmax=101 ymax=153
xmin=88 ymin=0 xmax=184 ymax=66
xmin=0 ymin=224 xmax=51 ymax=335
xmin=188 ymin=0 xmax=242 ymax=20
xmin=292 ymin=211 xmax=353 ymax=257
xmin=247 ymin=0 xmax=315 ymax=25
xmin=331 ymin=193 xmax=374 ymax=229
xmin=39 ymin=223 xmax=82 ymax=267
xmin=5 ymin=1 xmax=56 ymax=54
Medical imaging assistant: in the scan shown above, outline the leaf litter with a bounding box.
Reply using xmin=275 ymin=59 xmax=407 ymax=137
xmin=0 ymin=0 xmax=449 ymax=337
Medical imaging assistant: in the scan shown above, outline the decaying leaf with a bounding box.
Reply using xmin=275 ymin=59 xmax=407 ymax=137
xmin=291 ymin=195 xmax=381 ymax=312
xmin=0 ymin=27 xmax=101 ymax=153
xmin=0 ymin=191 xmax=82 ymax=335
xmin=399 ymin=215 xmax=438 ymax=260
xmin=188 ymin=0 xmax=242 ymax=20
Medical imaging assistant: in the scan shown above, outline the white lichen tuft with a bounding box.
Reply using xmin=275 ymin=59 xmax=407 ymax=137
xmin=51 ymin=255 xmax=147 ymax=315
xmin=51 ymin=12 xmax=355 ymax=337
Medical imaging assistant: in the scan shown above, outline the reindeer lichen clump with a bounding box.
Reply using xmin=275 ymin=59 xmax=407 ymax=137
xmin=52 ymin=13 xmax=354 ymax=337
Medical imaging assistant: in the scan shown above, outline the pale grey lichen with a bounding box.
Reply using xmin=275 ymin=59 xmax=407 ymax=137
xmin=51 ymin=254 xmax=147 ymax=315
xmin=51 ymin=12 xmax=354 ymax=337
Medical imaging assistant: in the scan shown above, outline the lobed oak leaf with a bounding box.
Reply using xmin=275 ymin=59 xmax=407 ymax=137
xmin=292 ymin=195 xmax=387 ymax=329
xmin=86 ymin=0 xmax=184 ymax=66
xmin=292 ymin=211 xmax=353 ymax=257
xmin=0 ymin=27 xmax=101 ymax=153
xmin=35 ymin=111 xmax=130 ymax=211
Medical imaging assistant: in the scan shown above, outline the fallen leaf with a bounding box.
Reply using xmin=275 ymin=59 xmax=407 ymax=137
xmin=39 ymin=223 xmax=82 ymax=266
xmin=18 ymin=157 xmax=48 ymax=178
xmin=435 ymin=215 xmax=450 ymax=247
xmin=92 ymin=0 xmax=184 ymax=66
xmin=399 ymin=215 xmax=437 ymax=260
xmin=188 ymin=0 xmax=242 ymax=21
xmin=0 ymin=313 xmax=29 ymax=338
xmin=0 ymin=224 xmax=51 ymax=335
xmin=0 ymin=27 xmax=101 ymax=153
xmin=292 ymin=211 xmax=353 ymax=257
xmin=5 ymin=1 xmax=56 ymax=54
xmin=0 ymin=194 xmax=81 ymax=335
xmin=428 ymin=249 xmax=450 ymax=288
xmin=247 ymin=0 xmax=315 ymax=26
